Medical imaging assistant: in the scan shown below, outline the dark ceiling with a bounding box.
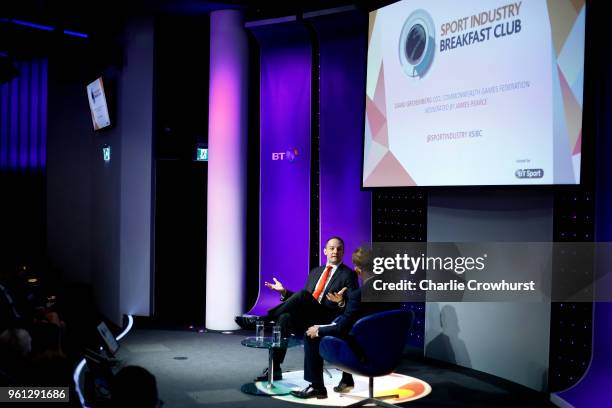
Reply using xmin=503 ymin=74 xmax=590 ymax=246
xmin=0 ymin=0 xmax=394 ymax=60
xmin=3 ymin=0 xmax=380 ymax=29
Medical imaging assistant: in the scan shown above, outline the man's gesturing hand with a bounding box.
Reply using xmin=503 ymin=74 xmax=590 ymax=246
xmin=326 ymin=287 xmax=348 ymax=303
xmin=265 ymin=277 xmax=286 ymax=295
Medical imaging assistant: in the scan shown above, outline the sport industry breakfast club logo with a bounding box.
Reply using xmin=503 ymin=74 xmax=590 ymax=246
xmin=399 ymin=3 xmax=523 ymax=79
xmin=399 ymin=10 xmax=436 ymax=79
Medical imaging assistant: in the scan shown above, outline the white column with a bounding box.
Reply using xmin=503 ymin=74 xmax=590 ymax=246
xmin=206 ymin=10 xmax=248 ymax=330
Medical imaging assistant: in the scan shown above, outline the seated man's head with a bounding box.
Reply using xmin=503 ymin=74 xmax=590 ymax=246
xmin=0 ymin=328 xmax=32 ymax=358
xmin=324 ymin=237 xmax=345 ymax=265
xmin=352 ymin=246 xmax=374 ymax=280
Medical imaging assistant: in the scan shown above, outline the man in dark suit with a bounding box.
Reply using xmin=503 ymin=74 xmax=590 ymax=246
xmin=291 ymin=246 xmax=398 ymax=399
xmin=236 ymin=237 xmax=358 ymax=382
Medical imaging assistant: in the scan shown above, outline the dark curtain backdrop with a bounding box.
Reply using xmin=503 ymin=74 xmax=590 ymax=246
xmin=0 ymin=59 xmax=47 ymax=266
xmin=308 ymin=11 xmax=372 ymax=270
xmin=0 ymin=59 xmax=47 ymax=171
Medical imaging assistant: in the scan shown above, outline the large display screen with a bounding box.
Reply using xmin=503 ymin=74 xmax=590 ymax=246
xmin=363 ymin=0 xmax=585 ymax=187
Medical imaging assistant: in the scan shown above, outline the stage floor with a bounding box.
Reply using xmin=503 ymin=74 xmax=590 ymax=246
xmin=115 ymin=328 xmax=554 ymax=408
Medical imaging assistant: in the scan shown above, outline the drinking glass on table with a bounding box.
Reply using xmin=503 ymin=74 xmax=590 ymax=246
xmin=255 ymin=321 xmax=264 ymax=342
xmin=272 ymin=325 xmax=281 ymax=346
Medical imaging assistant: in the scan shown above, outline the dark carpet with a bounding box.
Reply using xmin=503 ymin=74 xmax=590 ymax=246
xmin=115 ymin=328 xmax=554 ymax=408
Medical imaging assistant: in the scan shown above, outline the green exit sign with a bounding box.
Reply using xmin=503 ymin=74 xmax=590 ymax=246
xmin=102 ymin=145 xmax=111 ymax=162
xmin=196 ymin=147 xmax=208 ymax=161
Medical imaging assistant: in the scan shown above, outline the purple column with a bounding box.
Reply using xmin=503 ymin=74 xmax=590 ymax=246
xmin=206 ymin=10 xmax=249 ymax=330
xmin=308 ymin=11 xmax=371 ymax=265
xmin=248 ymin=20 xmax=312 ymax=314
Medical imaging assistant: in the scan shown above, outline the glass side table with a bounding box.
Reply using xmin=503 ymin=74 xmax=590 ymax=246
xmin=240 ymin=336 xmax=300 ymax=396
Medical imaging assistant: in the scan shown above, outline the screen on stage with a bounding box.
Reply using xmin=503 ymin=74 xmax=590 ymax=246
xmin=97 ymin=321 xmax=119 ymax=355
xmin=362 ymin=0 xmax=585 ymax=187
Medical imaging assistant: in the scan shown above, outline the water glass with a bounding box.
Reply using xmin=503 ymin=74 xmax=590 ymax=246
xmin=255 ymin=321 xmax=264 ymax=342
xmin=272 ymin=325 xmax=282 ymax=346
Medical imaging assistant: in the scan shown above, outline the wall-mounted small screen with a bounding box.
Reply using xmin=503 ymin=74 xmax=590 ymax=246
xmin=87 ymin=77 xmax=111 ymax=131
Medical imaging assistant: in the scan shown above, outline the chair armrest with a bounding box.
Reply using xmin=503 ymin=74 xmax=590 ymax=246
xmin=319 ymin=336 xmax=365 ymax=374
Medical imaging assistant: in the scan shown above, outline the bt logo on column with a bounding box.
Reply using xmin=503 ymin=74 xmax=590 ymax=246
xmin=272 ymin=148 xmax=299 ymax=162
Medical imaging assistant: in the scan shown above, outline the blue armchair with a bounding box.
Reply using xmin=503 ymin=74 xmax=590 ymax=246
xmin=319 ymin=310 xmax=414 ymax=408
